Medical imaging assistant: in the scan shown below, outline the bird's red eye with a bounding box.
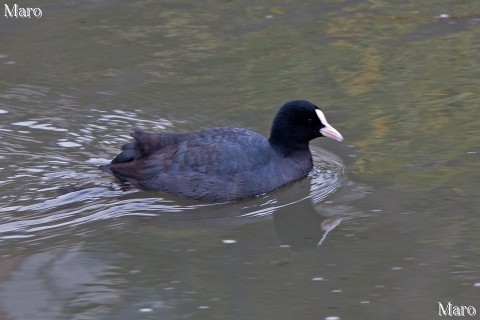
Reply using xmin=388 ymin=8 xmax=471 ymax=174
xmin=307 ymin=118 xmax=314 ymax=124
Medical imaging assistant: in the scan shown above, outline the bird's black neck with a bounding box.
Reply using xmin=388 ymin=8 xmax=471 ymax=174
xmin=269 ymin=134 xmax=310 ymax=157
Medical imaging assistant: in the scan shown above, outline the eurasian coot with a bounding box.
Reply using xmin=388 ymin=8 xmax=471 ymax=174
xmin=99 ymin=100 xmax=343 ymax=201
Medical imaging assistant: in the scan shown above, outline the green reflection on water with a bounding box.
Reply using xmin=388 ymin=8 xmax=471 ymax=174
xmin=1 ymin=0 xmax=479 ymax=191
xmin=1 ymin=1 xmax=480 ymax=320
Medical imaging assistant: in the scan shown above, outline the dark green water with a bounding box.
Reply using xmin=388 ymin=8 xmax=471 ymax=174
xmin=0 ymin=1 xmax=479 ymax=319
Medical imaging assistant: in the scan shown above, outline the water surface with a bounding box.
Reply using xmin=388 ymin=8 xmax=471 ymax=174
xmin=1 ymin=1 xmax=480 ymax=319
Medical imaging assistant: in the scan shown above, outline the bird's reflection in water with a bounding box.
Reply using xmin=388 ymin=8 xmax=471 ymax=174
xmin=273 ymin=178 xmax=371 ymax=251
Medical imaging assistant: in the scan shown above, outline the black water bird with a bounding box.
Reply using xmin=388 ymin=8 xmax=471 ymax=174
xmin=99 ymin=100 xmax=343 ymax=201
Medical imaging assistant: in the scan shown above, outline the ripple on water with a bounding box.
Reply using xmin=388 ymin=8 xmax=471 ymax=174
xmin=0 ymin=145 xmax=345 ymax=240
xmin=0 ymin=84 xmax=346 ymax=240
xmin=12 ymin=120 xmax=68 ymax=132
